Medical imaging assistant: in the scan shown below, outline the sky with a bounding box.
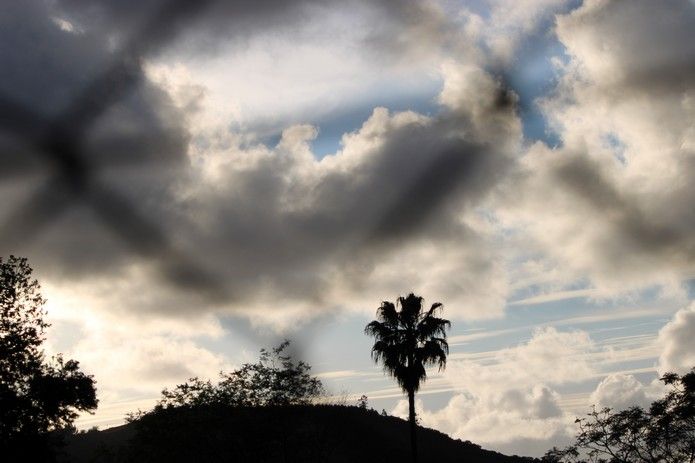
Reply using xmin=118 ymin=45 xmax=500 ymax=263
xmin=1 ymin=0 xmax=695 ymax=457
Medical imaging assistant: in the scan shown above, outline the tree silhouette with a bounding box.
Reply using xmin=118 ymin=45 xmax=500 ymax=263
xmin=153 ymin=340 xmax=324 ymax=409
xmin=122 ymin=341 xmax=326 ymax=463
xmin=365 ymin=293 xmax=450 ymax=463
xmin=0 ymin=255 xmax=97 ymax=459
xmin=543 ymin=368 xmax=695 ymax=462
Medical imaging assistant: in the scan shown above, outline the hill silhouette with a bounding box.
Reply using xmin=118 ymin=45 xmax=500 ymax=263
xmin=63 ymin=404 xmax=539 ymax=463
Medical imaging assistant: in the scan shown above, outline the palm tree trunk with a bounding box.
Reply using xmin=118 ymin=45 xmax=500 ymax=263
xmin=408 ymin=388 xmax=418 ymax=463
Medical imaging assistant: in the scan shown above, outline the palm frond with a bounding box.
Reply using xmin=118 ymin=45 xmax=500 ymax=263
xmin=416 ymin=315 xmax=451 ymax=341
xmin=424 ymin=302 xmax=443 ymax=318
xmin=376 ymin=301 xmax=399 ymax=327
xmin=398 ymin=293 xmax=423 ymax=327
xmin=364 ymin=320 xmax=389 ymax=339
xmin=416 ymin=339 xmax=448 ymax=371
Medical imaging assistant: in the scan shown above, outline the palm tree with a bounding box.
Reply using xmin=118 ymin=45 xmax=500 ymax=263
xmin=365 ymin=293 xmax=450 ymax=463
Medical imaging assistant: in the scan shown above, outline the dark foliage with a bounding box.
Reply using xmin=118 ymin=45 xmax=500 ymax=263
xmin=365 ymin=293 xmax=450 ymax=463
xmin=64 ymin=405 xmax=539 ymax=463
xmin=144 ymin=340 xmax=324 ymax=412
xmin=358 ymin=394 xmax=369 ymax=409
xmin=0 ymin=256 xmax=97 ymax=460
xmin=543 ymin=368 xmax=695 ymax=462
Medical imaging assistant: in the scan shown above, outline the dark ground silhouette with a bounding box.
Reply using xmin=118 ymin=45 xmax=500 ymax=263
xmin=63 ymin=404 xmax=539 ymax=463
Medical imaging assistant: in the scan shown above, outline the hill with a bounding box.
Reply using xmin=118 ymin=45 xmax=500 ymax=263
xmin=62 ymin=404 xmax=538 ymax=463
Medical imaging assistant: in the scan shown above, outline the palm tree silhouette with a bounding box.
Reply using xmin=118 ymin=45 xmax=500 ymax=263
xmin=365 ymin=293 xmax=450 ymax=463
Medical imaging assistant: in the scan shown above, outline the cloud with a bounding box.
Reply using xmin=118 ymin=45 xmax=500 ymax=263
xmin=53 ymin=0 xmax=328 ymax=54
xmin=396 ymin=318 xmax=688 ymax=456
xmin=449 ymin=327 xmax=599 ymax=389
xmin=392 ymin=319 xmax=683 ymax=455
xmin=483 ymin=0 xmax=576 ymax=63
xmin=394 ymin=391 xmax=570 ymax=456
xmin=0 ymin=0 xmax=194 ymax=281
xmin=53 ymin=0 xmax=463 ymax=66
xmin=657 ymin=303 xmax=695 ymax=375
xmin=394 ymin=327 xmax=599 ymax=456
xmin=0 ymin=0 xmax=525 ymax=327
xmin=42 ymin=285 xmax=231 ymax=425
xmin=589 ymin=373 xmax=662 ymax=411
xmin=119 ymin=73 xmax=517 ymax=323
xmin=555 ymin=0 xmax=695 ymax=91
xmin=494 ymin=0 xmax=695 ymax=297
xmin=68 ymin=331 xmax=229 ymax=425
xmin=69 ymin=332 xmax=228 ymax=394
